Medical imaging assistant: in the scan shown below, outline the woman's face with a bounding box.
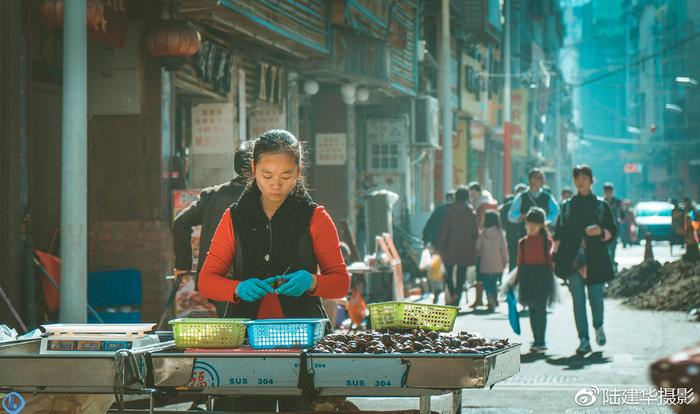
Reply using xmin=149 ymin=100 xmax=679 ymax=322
xmin=252 ymin=152 xmax=300 ymax=206
xmin=574 ymin=174 xmax=593 ymax=194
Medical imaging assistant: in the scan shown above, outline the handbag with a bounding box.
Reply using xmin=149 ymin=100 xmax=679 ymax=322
xmin=419 ymin=247 xmax=432 ymax=271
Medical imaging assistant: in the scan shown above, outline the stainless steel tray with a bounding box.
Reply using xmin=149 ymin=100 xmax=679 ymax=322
xmin=0 ymin=339 xmax=175 ymax=393
xmin=309 ymin=344 xmax=521 ymax=390
xmin=149 ymin=344 xmax=521 ymax=395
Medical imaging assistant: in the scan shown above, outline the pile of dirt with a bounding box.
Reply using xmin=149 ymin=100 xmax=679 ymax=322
xmin=607 ymin=260 xmax=663 ymax=298
xmin=608 ymin=259 xmax=700 ymax=312
xmin=625 ymin=261 xmax=700 ymax=311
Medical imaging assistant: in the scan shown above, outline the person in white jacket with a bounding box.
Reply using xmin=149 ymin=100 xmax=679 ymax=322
xmin=475 ymin=211 xmax=509 ymax=311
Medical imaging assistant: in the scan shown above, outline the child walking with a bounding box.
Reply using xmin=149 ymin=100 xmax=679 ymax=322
xmin=517 ymin=207 xmax=556 ymax=353
xmin=475 ymin=211 xmax=509 ymax=311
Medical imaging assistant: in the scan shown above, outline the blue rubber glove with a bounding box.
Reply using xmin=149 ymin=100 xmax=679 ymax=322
xmin=235 ymin=278 xmax=275 ymax=302
xmin=276 ymin=270 xmax=314 ymax=297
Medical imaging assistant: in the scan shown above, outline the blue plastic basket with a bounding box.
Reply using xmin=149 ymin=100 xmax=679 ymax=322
xmin=245 ymin=319 xmax=327 ymax=349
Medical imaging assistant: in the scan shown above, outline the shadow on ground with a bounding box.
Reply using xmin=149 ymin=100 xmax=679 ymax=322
xmin=545 ymin=351 xmax=612 ymax=370
xmin=520 ymin=352 xmax=549 ymax=364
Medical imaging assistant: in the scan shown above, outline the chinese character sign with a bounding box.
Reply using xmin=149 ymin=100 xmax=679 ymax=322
xmin=249 ymin=106 xmax=286 ymax=139
xmin=316 ymin=133 xmax=347 ymax=166
xmin=511 ymin=89 xmax=529 ymax=157
xmin=191 ymin=103 xmax=235 ymax=154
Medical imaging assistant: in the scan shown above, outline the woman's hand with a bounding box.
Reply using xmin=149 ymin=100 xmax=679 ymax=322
xmin=276 ymin=270 xmax=314 ymax=297
xmin=235 ymin=278 xmax=274 ymax=302
xmin=585 ymin=224 xmax=602 ymax=237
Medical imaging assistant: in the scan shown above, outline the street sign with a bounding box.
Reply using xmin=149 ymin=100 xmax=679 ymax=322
xmin=624 ymin=163 xmax=642 ymax=174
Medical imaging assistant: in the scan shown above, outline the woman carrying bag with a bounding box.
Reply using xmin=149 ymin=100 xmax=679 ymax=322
xmin=198 ymin=129 xmax=350 ymax=411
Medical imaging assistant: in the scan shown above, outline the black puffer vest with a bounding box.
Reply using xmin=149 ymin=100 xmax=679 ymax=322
xmin=223 ymin=182 xmax=328 ymax=320
xmin=520 ymin=191 xmax=552 ymax=216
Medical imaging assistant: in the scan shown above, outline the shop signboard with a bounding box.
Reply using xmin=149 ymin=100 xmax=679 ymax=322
xmin=316 ymin=133 xmax=347 ymax=166
xmin=454 ymin=119 xmax=469 ymax=187
xmin=249 ymin=106 xmax=286 ymax=139
xmin=191 ymin=103 xmax=235 ymax=154
xmin=511 ymin=89 xmax=529 ymax=157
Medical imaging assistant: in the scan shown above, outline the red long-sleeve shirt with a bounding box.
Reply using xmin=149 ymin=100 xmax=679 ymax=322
xmin=198 ymin=206 xmax=350 ymax=319
xmin=517 ymin=234 xmax=554 ymax=267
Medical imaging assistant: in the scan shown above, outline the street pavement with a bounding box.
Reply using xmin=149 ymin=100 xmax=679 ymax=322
xmin=350 ymin=243 xmax=700 ymax=413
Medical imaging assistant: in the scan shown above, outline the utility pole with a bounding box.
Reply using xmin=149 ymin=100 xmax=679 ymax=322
xmin=60 ymin=1 xmax=88 ymax=323
xmin=503 ymin=0 xmax=512 ymax=196
xmin=554 ymin=79 xmax=563 ymax=196
xmin=440 ymin=0 xmax=453 ymax=196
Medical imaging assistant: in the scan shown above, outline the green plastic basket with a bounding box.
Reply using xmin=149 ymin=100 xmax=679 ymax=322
xmin=368 ymin=302 xmax=459 ymax=332
xmin=169 ymin=318 xmax=249 ymax=349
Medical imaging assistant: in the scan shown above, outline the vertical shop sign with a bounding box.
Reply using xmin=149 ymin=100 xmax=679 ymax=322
xmin=511 ymin=89 xmax=529 ymax=157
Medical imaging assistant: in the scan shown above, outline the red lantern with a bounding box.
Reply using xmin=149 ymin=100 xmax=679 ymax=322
xmin=146 ymin=20 xmax=201 ymax=70
xmin=37 ymin=0 xmax=104 ymax=29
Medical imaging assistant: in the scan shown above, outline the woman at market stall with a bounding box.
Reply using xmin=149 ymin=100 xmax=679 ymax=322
xmin=198 ymin=129 xmax=351 ymax=411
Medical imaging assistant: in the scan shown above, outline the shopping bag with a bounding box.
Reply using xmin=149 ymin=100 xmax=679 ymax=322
xmin=419 ymin=247 xmax=432 ymax=271
xmin=506 ymin=290 xmax=521 ymax=335
xmin=428 ymin=254 xmax=445 ymax=282
xmin=467 ymin=265 xmax=477 ymax=285
xmin=506 ymin=266 xmax=519 ymax=287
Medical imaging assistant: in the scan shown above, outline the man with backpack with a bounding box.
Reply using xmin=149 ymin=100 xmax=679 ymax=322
xmin=508 ymin=168 xmax=560 ymax=234
xmin=500 ymin=183 xmax=528 ymax=271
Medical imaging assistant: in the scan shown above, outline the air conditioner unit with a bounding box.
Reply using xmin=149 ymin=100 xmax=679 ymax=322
xmin=415 ymin=96 xmax=439 ymax=147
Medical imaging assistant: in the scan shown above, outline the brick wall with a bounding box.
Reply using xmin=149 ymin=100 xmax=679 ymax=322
xmin=88 ymin=220 xmax=173 ymax=322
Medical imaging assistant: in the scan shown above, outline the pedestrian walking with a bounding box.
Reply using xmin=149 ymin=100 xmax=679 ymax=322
xmin=516 ymin=207 xmax=556 ymax=353
xmin=620 ymin=199 xmax=636 ymax=247
xmin=500 ymin=183 xmax=528 ymax=271
xmin=508 ymin=168 xmax=560 ymax=238
xmin=422 ymin=191 xmax=455 ymax=246
xmin=435 ymin=186 xmax=479 ymax=306
xmin=475 ymin=211 xmax=509 ymax=312
xmin=603 ymin=182 xmax=623 ymax=271
xmin=198 ymin=129 xmax=351 ymax=411
xmin=469 ymin=182 xmax=499 ymax=308
xmin=172 ymin=140 xmax=253 ymax=316
xmin=422 ymin=191 xmax=455 ymax=304
xmin=553 ymin=165 xmax=617 ymax=355
xmin=469 ymin=182 xmax=499 ymax=229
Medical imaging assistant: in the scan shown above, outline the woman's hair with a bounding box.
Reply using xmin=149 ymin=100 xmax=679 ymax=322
xmin=455 ymin=186 xmax=470 ymax=202
xmin=250 ymin=129 xmax=308 ymax=194
xmin=573 ymin=164 xmax=594 ymax=180
xmin=483 ymin=210 xmax=500 ymax=229
xmin=234 ymin=139 xmax=253 ymax=177
xmin=525 ymin=207 xmax=548 ymax=238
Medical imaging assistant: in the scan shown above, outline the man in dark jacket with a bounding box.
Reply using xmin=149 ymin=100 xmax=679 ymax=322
xmin=422 ymin=191 xmax=455 ymax=245
xmin=603 ymin=182 xmax=623 ymax=271
xmin=554 ymin=165 xmax=617 ymax=355
xmin=435 ymin=186 xmax=479 ymax=306
xmin=422 ymin=191 xmax=454 ymax=304
xmin=172 ymin=140 xmax=253 ymax=315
